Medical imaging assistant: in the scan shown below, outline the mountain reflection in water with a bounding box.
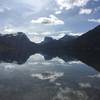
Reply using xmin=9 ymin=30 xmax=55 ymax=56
xmin=0 ymin=51 xmax=100 ymax=100
xmin=0 ymin=50 xmax=100 ymax=72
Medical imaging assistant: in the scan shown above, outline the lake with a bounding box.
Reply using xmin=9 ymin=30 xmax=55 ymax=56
xmin=0 ymin=53 xmax=100 ymax=100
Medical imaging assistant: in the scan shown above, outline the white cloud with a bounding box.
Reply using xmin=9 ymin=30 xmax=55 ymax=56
xmin=51 ymin=33 xmax=65 ymax=39
xmin=4 ymin=26 xmax=16 ymax=33
xmin=29 ymin=36 xmax=44 ymax=43
xmin=31 ymin=71 xmax=64 ymax=82
xmin=79 ymin=8 xmax=92 ymax=14
xmin=0 ymin=63 xmax=17 ymax=72
xmin=4 ymin=65 xmax=15 ymax=70
xmin=51 ymin=57 xmax=65 ymax=64
xmin=68 ymin=61 xmax=82 ymax=64
xmin=55 ymin=10 xmax=62 ymax=14
xmin=88 ymin=18 xmax=100 ymax=23
xmin=31 ymin=15 xmax=64 ymax=25
xmin=4 ymin=28 xmax=15 ymax=33
xmin=68 ymin=32 xmax=84 ymax=36
xmin=56 ymin=0 xmax=90 ymax=10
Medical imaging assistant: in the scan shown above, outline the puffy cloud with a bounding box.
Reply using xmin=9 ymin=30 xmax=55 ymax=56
xmin=56 ymin=0 xmax=91 ymax=10
xmin=88 ymin=18 xmax=100 ymax=23
xmin=79 ymin=8 xmax=92 ymax=14
xmin=31 ymin=71 xmax=64 ymax=82
xmin=31 ymin=15 xmax=64 ymax=25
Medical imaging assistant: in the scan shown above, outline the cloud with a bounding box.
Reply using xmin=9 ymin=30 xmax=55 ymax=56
xmin=88 ymin=73 xmax=100 ymax=78
xmin=56 ymin=0 xmax=91 ymax=10
xmin=28 ymin=31 xmax=68 ymax=43
xmin=68 ymin=32 xmax=84 ymax=36
xmin=88 ymin=18 xmax=100 ymax=23
xmin=79 ymin=8 xmax=92 ymax=14
xmin=3 ymin=25 xmax=17 ymax=33
xmin=79 ymin=82 xmax=92 ymax=88
xmin=4 ymin=65 xmax=15 ymax=70
xmin=51 ymin=57 xmax=65 ymax=64
xmin=68 ymin=61 xmax=82 ymax=64
xmin=31 ymin=71 xmax=64 ymax=82
xmin=51 ymin=33 xmax=65 ymax=39
xmin=0 ymin=63 xmax=17 ymax=72
xmin=4 ymin=28 xmax=15 ymax=33
xmin=31 ymin=15 xmax=64 ymax=25
xmin=53 ymin=87 xmax=88 ymax=100
xmin=55 ymin=10 xmax=62 ymax=14
xmin=28 ymin=31 xmax=83 ymax=43
xmin=29 ymin=36 xmax=44 ymax=43
xmin=0 ymin=7 xmax=11 ymax=13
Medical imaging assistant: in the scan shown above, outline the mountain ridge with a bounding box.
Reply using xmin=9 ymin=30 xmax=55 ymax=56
xmin=0 ymin=25 xmax=100 ymax=53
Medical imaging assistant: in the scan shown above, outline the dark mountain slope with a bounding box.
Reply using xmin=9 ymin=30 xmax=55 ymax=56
xmin=0 ymin=32 xmax=38 ymax=52
xmin=73 ymin=25 xmax=100 ymax=50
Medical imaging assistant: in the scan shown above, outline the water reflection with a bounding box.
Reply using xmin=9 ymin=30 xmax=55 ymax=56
xmin=0 ymin=50 xmax=100 ymax=72
xmin=0 ymin=51 xmax=100 ymax=100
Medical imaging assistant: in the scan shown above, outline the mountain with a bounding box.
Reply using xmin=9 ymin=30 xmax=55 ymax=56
xmin=0 ymin=25 xmax=100 ymax=54
xmin=38 ymin=25 xmax=100 ymax=54
xmin=0 ymin=32 xmax=38 ymax=53
xmin=73 ymin=25 xmax=100 ymax=51
xmin=42 ymin=37 xmax=54 ymax=43
xmin=38 ymin=34 xmax=77 ymax=51
xmin=59 ymin=34 xmax=77 ymax=42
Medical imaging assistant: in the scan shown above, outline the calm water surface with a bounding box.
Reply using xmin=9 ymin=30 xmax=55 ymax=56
xmin=0 ymin=54 xmax=100 ymax=100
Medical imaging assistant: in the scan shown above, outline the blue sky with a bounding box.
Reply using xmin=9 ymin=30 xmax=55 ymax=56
xmin=0 ymin=0 xmax=100 ymax=42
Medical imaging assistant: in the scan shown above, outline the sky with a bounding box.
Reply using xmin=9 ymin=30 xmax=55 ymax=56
xmin=0 ymin=0 xmax=100 ymax=42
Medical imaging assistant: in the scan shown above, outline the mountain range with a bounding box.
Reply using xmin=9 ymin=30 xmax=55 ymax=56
xmin=0 ymin=25 xmax=100 ymax=53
